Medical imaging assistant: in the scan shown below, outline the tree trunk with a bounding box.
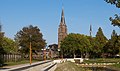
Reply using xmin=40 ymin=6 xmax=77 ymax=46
xmin=81 ymin=52 xmax=83 ymax=58
xmin=85 ymin=52 xmax=89 ymax=58
xmin=74 ymin=53 xmax=76 ymax=58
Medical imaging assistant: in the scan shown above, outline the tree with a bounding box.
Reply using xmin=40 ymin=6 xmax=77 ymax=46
xmin=60 ymin=33 xmax=78 ymax=58
xmin=0 ymin=32 xmax=5 ymax=65
xmin=105 ymin=0 xmax=120 ymax=27
xmin=95 ymin=27 xmax=108 ymax=57
xmin=104 ymin=30 xmax=119 ymax=57
xmin=105 ymin=0 xmax=120 ymax=8
xmin=87 ymin=36 xmax=98 ymax=58
xmin=60 ymin=33 xmax=91 ymax=58
xmin=79 ymin=35 xmax=92 ymax=58
xmin=109 ymin=14 xmax=120 ymax=27
xmin=2 ymin=37 xmax=16 ymax=53
xmin=0 ymin=32 xmax=5 ymax=54
xmin=117 ymin=36 xmax=120 ymax=55
xmin=110 ymin=30 xmax=119 ymax=56
xmin=15 ymin=25 xmax=46 ymax=55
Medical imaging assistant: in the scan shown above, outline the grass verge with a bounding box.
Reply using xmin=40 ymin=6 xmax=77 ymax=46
xmin=55 ymin=61 xmax=84 ymax=71
xmin=83 ymin=58 xmax=120 ymax=69
xmin=106 ymin=64 xmax=120 ymax=71
xmin=84 ymin=58 xmax=120 ymax=63
xmin=113 ymin=64 xmax=120 ymax=68
xmin=2 ymin=59 xmax=41 ymax=67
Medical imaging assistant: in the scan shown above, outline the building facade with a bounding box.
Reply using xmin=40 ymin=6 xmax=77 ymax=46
xmin=48 ymin=44 xmax=58 ymax=58
xmin=58 ymin=9 xmax=67 ymax=48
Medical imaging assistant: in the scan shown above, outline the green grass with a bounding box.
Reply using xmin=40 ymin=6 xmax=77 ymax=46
xmin=2 ymin=59 xmax=41 ymax=66
xmin=55 ymin=61 xmax=85 ymax=71
xmin=113 ymin=64 xmax=120 ymax=68
xmin=84 ymin=58 xmax=120 ymax=63
xmin=55 ymin=60 xmax=120 ymax=71
xmin=83 ymin=58 xmax=120 ymax=70
xmin=106 ymin=64 xmax=120 ymax=70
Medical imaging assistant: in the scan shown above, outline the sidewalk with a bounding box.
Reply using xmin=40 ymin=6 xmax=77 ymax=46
xmin=0 ymin=60 xmax=52 ymax=71
xmin=1 ymin=63 xmax=30 ymax=69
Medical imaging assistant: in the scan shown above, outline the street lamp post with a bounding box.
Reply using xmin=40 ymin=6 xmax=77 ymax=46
xmin=58 ymin=48 xmax=60 ymax=59
xmin=42 ymin=48 xmax=46 ymax=61
xmin=29 ymin=35 xmax=32 ymax=65
xmin=43 ymin=48 xmax=46 ymax=61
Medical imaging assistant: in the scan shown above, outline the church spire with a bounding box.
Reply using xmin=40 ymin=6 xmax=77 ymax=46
xmin=0 ymin=20 xmax=2 ymax=32
xmin=90 ymin=24 xmax=92 ymax=36
xmin=60 ymin=8 xmax=66 ymax=25
xmin=58 ymin=8 xmax=67 ymax=48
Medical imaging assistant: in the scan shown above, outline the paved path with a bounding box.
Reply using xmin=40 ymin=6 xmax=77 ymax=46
xmin=0 ymin=60 xmax=52 ymax=71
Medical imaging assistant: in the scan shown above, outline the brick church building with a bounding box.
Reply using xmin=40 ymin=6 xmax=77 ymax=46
xmin=58 ymin=8 xmax=67 ymax=48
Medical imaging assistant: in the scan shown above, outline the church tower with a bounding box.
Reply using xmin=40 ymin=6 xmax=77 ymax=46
xmin=58 ymin=8 xmax=67 ymax=48
xmin=0 ymin=21 xmax=4 ymax=48
xmin=0 ymin=21 xmax=2 ymax=32
xmin=0 ymin=21 xmax=4 ymax=36
xmin=90 ymin=25 xmax=92 ymax=36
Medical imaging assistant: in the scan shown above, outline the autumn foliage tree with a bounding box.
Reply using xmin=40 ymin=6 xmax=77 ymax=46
xmin=15 ymin=25 xmax=46 ymax=55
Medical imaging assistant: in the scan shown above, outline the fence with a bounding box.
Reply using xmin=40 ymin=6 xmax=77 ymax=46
xmin=0 ymin=54 xmax=22 ymax=62
xmin=0 ymin=53 xmax=43 ymax=63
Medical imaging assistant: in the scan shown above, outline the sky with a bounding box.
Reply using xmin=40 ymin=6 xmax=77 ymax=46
xmin=0 ymin=0 xmax=120 ymax=46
